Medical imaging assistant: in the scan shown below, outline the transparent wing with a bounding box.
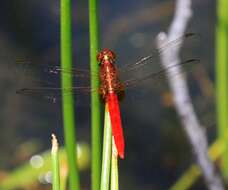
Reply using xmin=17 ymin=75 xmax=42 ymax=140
xmin=14 ymin=62 xmax=99 ymax=103
xmin=15 ymin=61 xmax=98 ymax=81
xmin=13 ymin=33 xmax=199 ymax=103
xmin=122 ymin=59 xmax=200 ymax=89
xmin=118 ymin=33 xmax=199 ymax=75
xmin=16 ymin=86 xmax=97 ymax=103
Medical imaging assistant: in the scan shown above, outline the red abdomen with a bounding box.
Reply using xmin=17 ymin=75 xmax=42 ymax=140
xmin=107 ymin=92 xmax=125 ymax=159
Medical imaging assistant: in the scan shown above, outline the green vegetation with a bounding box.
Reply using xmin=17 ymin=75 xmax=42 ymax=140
xmin=216 ymin=0 xmax=228 ymax=179
xmin=89 ymin=0 xmax=102 ymax=189
xmin=100 ymin=105 xmax=112 ymax=190
xmin=60 ymin=0 xmax=80 ymax=189
xmin=51 ymin=135 xmax=60 ymax=190
xmin=0 ymin=143 xmax=90 ymax=190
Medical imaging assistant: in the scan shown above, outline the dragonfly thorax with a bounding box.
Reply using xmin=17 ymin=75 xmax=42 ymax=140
xmin=98 ymin=60 xmax=124 ymax=100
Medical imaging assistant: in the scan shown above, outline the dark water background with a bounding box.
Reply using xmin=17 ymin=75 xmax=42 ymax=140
xmin=0 ymin=0 xmax=215 ymax=189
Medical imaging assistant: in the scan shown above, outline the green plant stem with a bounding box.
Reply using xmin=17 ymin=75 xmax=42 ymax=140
xmin=60 ymin=0 xmax=80 ymax=189
xmin=111 ymin=141 xmax=119 ymax=190
xmin=100 ymin=105 xmax=112 ymax=190
xmin=51 ymin=134 xmax=60 ymax=190
xmin=216 ymin=0 xmax=228 ymax=178
xmin=89 ymin=0 xmax=101 ymax=189
xmin=60 ymin=174 xmax=67 ymax=190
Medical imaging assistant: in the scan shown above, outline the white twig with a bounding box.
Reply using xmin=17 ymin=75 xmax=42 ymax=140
xmin=156 ymin=0 xmax=224 ymax=189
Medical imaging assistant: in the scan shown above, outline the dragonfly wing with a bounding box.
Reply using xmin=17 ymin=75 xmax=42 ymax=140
xmin=12 ymin=59 xmax=100 ymax=90
xmin=16 ymin=86 xmax=98 ymax=103
xmin=118 ymin=33 xmax=199 ymax=76
xmin=13 ymin=59 xmax=101 ymax=103
xmin=122 ymin=59 xmax=200 ymax=90
xmin=44 ymin=66 xmax=99 ymax=78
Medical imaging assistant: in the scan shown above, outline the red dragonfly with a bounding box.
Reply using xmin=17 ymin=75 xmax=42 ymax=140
xmin=16 ymin=33 xmax=199 ymax=159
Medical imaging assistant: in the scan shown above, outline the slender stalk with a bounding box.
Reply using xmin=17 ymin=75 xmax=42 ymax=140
xmin=51 ymin=134 xmax=60 ymax=190
xmin=60 ymin=163 xmax=68 ymax=190
xmin=100 ymin=104 xmax=112 ymax=190
xmin=60 ymin=174 xmax=67 ymax=190
xmin=60 ymin=0 xmax=80 ymax=189
xmin=216 ymin=0 xmax=228 ymax=178
xmin=89 ymin=0 xmax=101 ymax=189
xmin=111 ymin=140 xmax=119 ymax=190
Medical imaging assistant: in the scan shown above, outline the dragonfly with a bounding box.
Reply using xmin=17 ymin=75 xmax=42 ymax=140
xmin=16 ymin=33 xmax=199 ymax=159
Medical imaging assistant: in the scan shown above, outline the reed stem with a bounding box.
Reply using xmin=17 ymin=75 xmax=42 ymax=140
xmin=111 ymin=140 xmax=119 ymax=190
xmin=100 ymin=105 xmax=112 ymax=190
xmin=60 ymin=0 xmax=80 ymax=189
xmin=51 ymin=134 xmax=60 ymax=190
xmin=216 ymin=0 xmax=228 ymax=178
xmin=89 ymin=0 xmax=101 ymax=189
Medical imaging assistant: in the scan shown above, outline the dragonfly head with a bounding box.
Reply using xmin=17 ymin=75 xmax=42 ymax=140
xmin=97 ymin=49 xmax=116 ymax=65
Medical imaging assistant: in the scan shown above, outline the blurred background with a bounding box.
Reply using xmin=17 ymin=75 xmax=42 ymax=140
xmin=0 ymin=0 xmax=216 ymax=189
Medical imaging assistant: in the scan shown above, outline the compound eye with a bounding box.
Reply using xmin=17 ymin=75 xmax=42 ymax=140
xmin=106 ymin=50 xmax=115 ymax=62
xmin=97 ymin=49 xmax=116 ymax=64
xmin=96 ymin=52 xmax=104 ymax=64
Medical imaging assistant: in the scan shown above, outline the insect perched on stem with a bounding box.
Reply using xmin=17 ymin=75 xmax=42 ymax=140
xmin=16 ymin=33 xmax=200 ymax=159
